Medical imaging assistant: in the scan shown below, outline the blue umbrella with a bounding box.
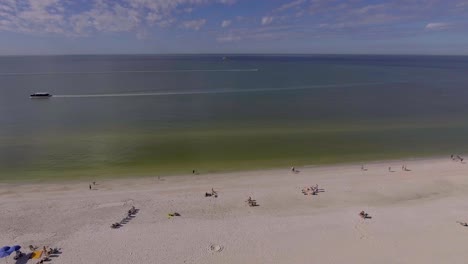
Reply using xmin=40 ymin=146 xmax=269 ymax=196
xmin=0 ymin=247 xmax=10 ymax=258
xmin=0 ymin=246 xmax=16 ymax=264
xmin=0 ymin=251 xmax=11 ymax=258
xmin=5 ymin=246 xmax=20 ymax=255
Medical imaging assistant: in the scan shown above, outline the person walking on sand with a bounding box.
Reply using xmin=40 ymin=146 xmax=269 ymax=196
xmin=388 ymin=166 xmax=391 ymax=172
xmin=89 ymin=184 xmax=92 ymax=190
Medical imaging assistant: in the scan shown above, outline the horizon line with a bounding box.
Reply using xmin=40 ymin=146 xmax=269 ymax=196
xmin=1 ymin=53 xmax=468 ymax=57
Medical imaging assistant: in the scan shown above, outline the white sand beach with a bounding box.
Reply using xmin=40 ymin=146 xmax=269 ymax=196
xmin=2 ymin=157 xmax=468 ymax=263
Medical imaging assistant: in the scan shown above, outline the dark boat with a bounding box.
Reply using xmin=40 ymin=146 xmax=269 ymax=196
xmin=30 ymin=92 xmax=52 ymax=98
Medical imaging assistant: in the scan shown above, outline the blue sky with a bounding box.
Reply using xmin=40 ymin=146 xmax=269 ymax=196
xmin=1 ymin=0 xmax=468 ymax=55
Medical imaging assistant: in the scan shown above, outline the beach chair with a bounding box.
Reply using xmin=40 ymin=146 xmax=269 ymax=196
xmin=248 ymin=201 xmax=258 ymax=207
xmin=246 ymin=198 xmax=258 ymax=206
xmin=359 ymin=211 xmax=371 ymax=219
xmin=111 ymin=222 xmax=122 ymax=229
xmin=168 ymin=212 xmax=181 ymax=218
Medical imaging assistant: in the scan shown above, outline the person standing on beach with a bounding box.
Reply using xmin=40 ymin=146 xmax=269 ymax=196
xmin=89 ymin=184 xmax=91 ymax=190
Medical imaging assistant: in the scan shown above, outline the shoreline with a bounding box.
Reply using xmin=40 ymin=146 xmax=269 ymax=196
xmin=0 ymin=153 xmax=457 ymax=185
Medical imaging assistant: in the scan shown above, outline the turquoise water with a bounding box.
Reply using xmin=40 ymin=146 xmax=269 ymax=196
xmin=1 ymin=55 xmax=468 ymax=180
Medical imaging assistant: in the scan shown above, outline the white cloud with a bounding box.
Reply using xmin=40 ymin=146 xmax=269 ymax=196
xmin=217 ymin=25 xmax=298 ymax=44
xmin=425 ymin=22 xmax=451 ymax=30
xmin=1 ymin=0 xmax=466 ymax=43
xmin=70 ymin=2 xmax=140 ymax=35
xmin=182 ymin=19 xmax=206 ymax=30
xmin=218 ymin=0 xmax=237 ymax=4
xmin=217 ymin=34 xmax=241 ymax=42
xmin=0 ymin=0 xmax=235 ymax=37
xmin=276 ymin=0 xmax=305 ymax=12
xmin=5 ymin=0 xmax=66 ymax=34
xmin=261 ymin=16 xmax=274 ymax=25
xmin=221 ymin=20 xmax=231 ymax=27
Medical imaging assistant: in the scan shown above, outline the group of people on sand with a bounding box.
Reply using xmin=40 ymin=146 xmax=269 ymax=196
xmin=88 ymin=181 xmax=96 ymax=190
xmin=25 ymin=245 xmax=60 ymax=264
xmin=387 ymin=165 xmax=410 ymax=172
xmin=302 ymin=184 xmax=321 ymax=195
xmin=359 ymin=211 xmax=371 ymax=219
xmin=205 ymin=188 xmax=218 ymax=197
xmin=246 ymin=197 xmax=258 ymax=207
xmin=111 ymin=206 xmax=138 ymax=229
xmin=451 ymin=154 xmax=464 ymax=162
xmin=291 ymin=167 xmax=300 ymax=173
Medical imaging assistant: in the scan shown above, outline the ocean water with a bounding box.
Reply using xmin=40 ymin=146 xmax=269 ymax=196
xmin=1 ymin=55 xmax=468 ymax=180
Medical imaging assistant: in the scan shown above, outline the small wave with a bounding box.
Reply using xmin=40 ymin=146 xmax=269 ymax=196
xmin=0 ymin=69 xmax=259 ymax=76
xmin=53 ymin=82 xmax=403 ymax=98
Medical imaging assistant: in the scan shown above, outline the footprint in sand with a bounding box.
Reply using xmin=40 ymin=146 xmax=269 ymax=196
xmin=209 ymin=244 xmax=224 ymax=253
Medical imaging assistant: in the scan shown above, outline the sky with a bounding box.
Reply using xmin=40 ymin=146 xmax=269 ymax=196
xmin=1 ymin=0 xmax=468 ymax=55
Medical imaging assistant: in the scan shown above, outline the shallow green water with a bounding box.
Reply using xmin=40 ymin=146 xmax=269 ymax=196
xmin=1 ymin=55 xmax=468 ymax=181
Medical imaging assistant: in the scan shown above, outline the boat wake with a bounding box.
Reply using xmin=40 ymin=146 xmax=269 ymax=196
xmin=53 ymin=82 xmax=404 ymax=98
xmin=0 ymin=69 xmax=259 ymax=76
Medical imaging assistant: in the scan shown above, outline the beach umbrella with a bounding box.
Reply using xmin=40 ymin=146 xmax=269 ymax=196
xmin=5 ymin=246 xmax=20 ymax=255
xmin=0 ymin=246 xmax=13 ymax=264
xmin=0 ymin=246 xmax=10 ymax=258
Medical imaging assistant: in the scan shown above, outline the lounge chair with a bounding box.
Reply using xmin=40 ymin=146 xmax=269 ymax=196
xmin=246 ymin=197 xmax=256 ymax=203
xmin=248 ymin=201 xmax=258 ymax=207
xmin=246 ymin=197 xmax=258 ymax=206
xmin=111 ymin=222 xmax=122 ymax=229
xmin=359 ymin=211 xmax=371 ymax=219
xmin=47 ymin=247 xmax=60 ymax=255
xmin=168 ymin=212 xmax=181 ymax=217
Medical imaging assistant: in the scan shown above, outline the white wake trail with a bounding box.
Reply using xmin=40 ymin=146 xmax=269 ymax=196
xmin=53 ymin=82 xmax=401 ymax=98
xmin=1 ymin=69 xmax=259 ymax=76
